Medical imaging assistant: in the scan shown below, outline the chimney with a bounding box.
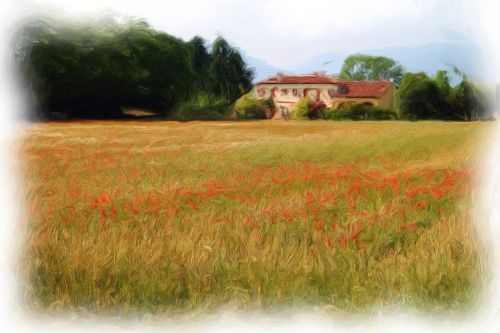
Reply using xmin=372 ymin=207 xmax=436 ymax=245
xmin=313 ymin=71 xmax=326 ymax=76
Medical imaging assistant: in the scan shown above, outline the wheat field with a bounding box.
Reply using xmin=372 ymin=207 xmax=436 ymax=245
xmin=17 ymin=120 xmax=495 ymax=317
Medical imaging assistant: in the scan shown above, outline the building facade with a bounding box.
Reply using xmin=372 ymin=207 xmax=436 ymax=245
xmin=255 ymin=73 xmax=395 ymax=118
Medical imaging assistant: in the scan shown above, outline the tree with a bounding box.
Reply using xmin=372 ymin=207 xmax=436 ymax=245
xmin=434 ymin=70 xmax=451 ymax=97
xmin=397 ymin=72 xmax=441 ymax=119
xmin=15 ymin=17 xmax=254 ymax=120
xmin=397 ymin=68 xmax=491 ymax=121
xmin=448 ymin=66 xmax=490 ymax=121
xmin=187 ymin=36 xmax=212 ymax=93
xmin=339 ymin=54 xmax=404 ymax=85
xmin=210 ymin=36 xmax=254 ymax=101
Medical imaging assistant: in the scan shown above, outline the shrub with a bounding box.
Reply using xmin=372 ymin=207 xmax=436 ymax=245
xmin=324 ymin=108 xmax=356 ymax=120
xmin=234 ymin=93 xmax=275 ymax=119
xmin=324 ymin=104 xmax=398 ymax=120
xmin=307 ymin=100 xmax=326 ymax=119
xmin=171 ymin=93 xmax=232 ymax=121
xmin=290 ymin=96 xmax=310 ymax=120
xmin=366 ymin=107 xmax=398 ymax=120
xmin=290 ymin=97 xmax=326 ymax=120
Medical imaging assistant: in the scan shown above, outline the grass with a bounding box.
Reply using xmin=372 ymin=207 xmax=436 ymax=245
xmin=17 ymin=120 xmax=494 ymax=317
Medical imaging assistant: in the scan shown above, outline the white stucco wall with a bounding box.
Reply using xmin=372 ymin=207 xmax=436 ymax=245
xmin=255 ymin=82 xmax=395 ymax=112
xmin=256 ymin=83 xmax=338 ymax=111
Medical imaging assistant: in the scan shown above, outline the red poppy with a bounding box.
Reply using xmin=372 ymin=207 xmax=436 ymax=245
xmin=430 ymin=187 xmax=442 ymax=199
xmin=340 ymin=236 xmax=347 ymax=248
xmin=282 ymin=210 xmax=293 ymax=223
xmin=350 ymin=227 xmax=364 ymax=240
xmin=99 ymin=193 xmax=109 ymax=205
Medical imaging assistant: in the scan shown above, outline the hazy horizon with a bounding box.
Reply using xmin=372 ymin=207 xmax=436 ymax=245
xmin=15 ymin=0 xmax=488 ymax=69
xmin=12 ymin=0 xmax=494 ymax=86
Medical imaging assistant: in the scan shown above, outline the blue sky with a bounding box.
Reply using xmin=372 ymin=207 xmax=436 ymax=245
xmin=15 ymin=0 xmax=488 ymax=68
xmin=15 ymin=0 xmax=499 ymax=85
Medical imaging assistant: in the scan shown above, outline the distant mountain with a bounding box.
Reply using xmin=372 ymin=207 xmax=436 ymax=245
xmin=244 ymin=41 xmax=487 ymax=85
xmin=242 ymin=54 xmax=284 ymax=83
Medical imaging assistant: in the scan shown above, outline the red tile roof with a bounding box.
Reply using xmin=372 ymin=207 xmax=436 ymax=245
xmin=257 ymin=74 xmax=338 ymax=84
xmin=337 ymin=81 xmax=392 ymax=98
xmin=257 ymin=74 xmax=393 ymax=98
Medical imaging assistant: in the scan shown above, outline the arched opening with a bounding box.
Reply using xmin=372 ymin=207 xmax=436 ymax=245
xmin=304 ymin=88 xmax=320 ymax=101
xmin=271 ymin=87 xmax=278 ymax=98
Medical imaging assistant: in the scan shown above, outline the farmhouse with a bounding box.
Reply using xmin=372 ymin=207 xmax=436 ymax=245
xmin=255 ymin=72 xmax=395 ymax=118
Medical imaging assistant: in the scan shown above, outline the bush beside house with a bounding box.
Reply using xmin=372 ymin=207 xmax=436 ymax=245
xmin=234 ymin=93 xmax=275 ymax=119
xmin=289 ymin=97 xmax=327 ymax=120
xmin=325 ymin=104 xmax=398 ymax=120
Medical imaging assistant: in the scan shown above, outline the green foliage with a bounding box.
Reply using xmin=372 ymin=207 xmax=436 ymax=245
xmin=211 ymin=37 xmax=254 ymax=102
xmin=338 ymin=54 xmax=490 ymax=122
xmin=187 ymin=36 xmax=213 ymax=93
xmin=397 ymin=72 xmax=441 ymax=120
xmin=339 ymin=54 xmax=404 ymax=85
xmin=325 ymin=104 xmax=398 ymax=120
xmin=171 ymin=93 xmax=232 ymax=121
xmin=288 ymin=98 xmax=327 ymax=120
xmin=449 ymin=67 xmax=492 ymax=121
xmin=290 ymin=96 xmax=310 ymax=120
xmin=397 ymin=69 xmax=492 ymax=121
xmin=435 ymin=70 xmax=452 ymax=97
xmin=16 ymin=16 xmax=254 ymax=120
xmin=234 ymin=93 xmax=274 ymax=119
xmin=307 ymin=100 xmax=327 ymax=119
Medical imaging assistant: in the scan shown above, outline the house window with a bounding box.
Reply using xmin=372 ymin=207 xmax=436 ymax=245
xmin=292 ymin=89 xmax=300 ymax=96
xmin=256 ymin=88 xmax=267 ymax=97
xmin=328 ymin=89 xmax=336 ymax=98
xmin=280 ymin=89 xmax=288 ymax=95
xmin=307 ymin=89 xmax=318 ymax=100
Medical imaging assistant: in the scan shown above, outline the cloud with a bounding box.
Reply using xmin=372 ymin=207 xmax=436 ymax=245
xmin=17 ymin=0 xmax=482 ymax=68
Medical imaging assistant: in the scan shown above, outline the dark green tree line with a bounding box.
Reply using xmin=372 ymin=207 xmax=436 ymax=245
xmin=337 ymin=54 xmax=492 ymax=121
xmin=397 ymin=68 xmax=492 ymax=121
xmin=15 ymin=16 xmax=254 ymax=120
